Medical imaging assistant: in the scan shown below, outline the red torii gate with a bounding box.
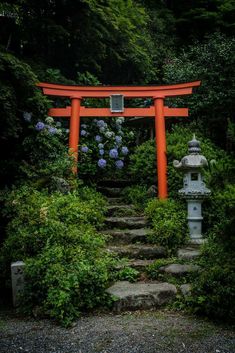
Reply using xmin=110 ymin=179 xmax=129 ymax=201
xmin=37 ymin=81 xmax=201 ymax=199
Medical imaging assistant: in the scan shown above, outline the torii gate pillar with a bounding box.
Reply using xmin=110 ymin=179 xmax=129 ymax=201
xmin=154 ymin=96 xmax=167 ymax=198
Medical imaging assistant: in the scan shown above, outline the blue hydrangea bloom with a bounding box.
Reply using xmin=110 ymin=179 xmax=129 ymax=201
xmin=35 ymin=121 xmax=45 ymax=131
xmin=99 ymin=149 xmax=104 ymax=156
xmin=81 ymin=146 xmax=89 ymax=153
xmin=48 ymin=127 xmax=57 ymax=135
xmin=121 ymin=146 xmax=129 ymax=155
xmin=81 ymin=130 xmax=87 ymax=136
xmin=109 ymin=148 xmax=118 ymax=159
xmin=97 ymin=120 xmax=105 ymax=128
xmin=115 ymin=160 xmax=124 ymax=169
xmin=98 ymin=159 xmax=107 ymax=168
xmin=23 ymin=112 xmax=32 ymax=122
xmin=95 ymin=135 xmax=102 ymax=142
xmin=98 ymin=143 xmax=104 ymax=149
xmin=115 ymin=135 xmax=122 ymax=144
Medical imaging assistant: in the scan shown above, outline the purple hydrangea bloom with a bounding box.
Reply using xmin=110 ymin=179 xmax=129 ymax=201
xmin=121 ymin=146 xmax=129 ymax=155
xmin=115 ymin=135 xmax=122 ymax=144
xmin=23 ymin=112 xmax=32 ymax=122
xmin=81 ymin=146 xmax=89 ymax=153
xmin=109 ymin=148 xmax=118 ymax=159
xmin=115 ymin=160 xmax=124 ymax=169
xmin=95 ymin=135 xmax=102 ymax=142
xmin=48 ymin=127 xmax=57 ymax=135
xmin=99 ymin=149 xmax=104 ymax=156
xmin=97 ymin=120 xmax=105 ymax=128
xmin=98 ymin=158 xmax=107 ymax=168
xmin=81 ymin=130 xmax=87 ymax=136
xmin=98 ymin=143 xmax=104 ymax=149
xmin=35 ymin=121 xmax=45 ymax=131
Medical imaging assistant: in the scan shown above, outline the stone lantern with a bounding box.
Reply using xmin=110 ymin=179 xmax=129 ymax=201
xmin=173 ymin=135 xmax=211 ymax=243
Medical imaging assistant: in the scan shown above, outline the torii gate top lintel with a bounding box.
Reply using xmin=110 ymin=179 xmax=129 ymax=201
xmin=37 ymin=80 xmax=201 ymax=199
xmin=37 ymin=80 xmax=201 ymax=98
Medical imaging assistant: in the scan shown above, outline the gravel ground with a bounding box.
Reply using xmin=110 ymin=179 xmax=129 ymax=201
xmin=0 ymin=309 xmax=234 ymax=353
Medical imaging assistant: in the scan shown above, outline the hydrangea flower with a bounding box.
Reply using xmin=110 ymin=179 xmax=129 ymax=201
xmin=98 ymin=143 xmax=104 ymax=149
xmin=81 ymin=124 xmax=87 ymax=129
xmin=65 ymin=129 xmax=70 ymax=134
xmin=99 ymin=149 xmax=104 ymax=156
xmin=105 ymin=131 xmax=114 ymax=139
xmin=115 ymin=160 xmax=124 ymax=169
xmin=95 ymin=135 xmax=102 ymax=142
xmin=116 ymin=117 xmax=125 ymax=125
xmin=109 ymin=148 xmax=118 ymax=159
xmin=81 ymin=130 xmax=87 ymax=136
xmin=23 ymin=112 xmax=32 ymax=122
xmin=35 ymin=121 xmax=45 ymax=131
xmin=48 ymin=127 xmax=57 ymax=135
xmin=121 ymin=146 xmax=129 ymax=155
xmin=115 ymin=135 xmax=122 ymax=144
xmin=45 ymin=116 xmax=54 ymax=124
xmin=98 ymin=158 xmax=107 ymax=168
xmin=97 ymin=120 xmax=105 ymax=128
xmin=81 ymin=146 xmax=89 ymax=153
xmin=56 ymin=121 xmax=62 ymax=127
xmin=99 ymin=127 xmax=106 ymax=133
xmin=129 ymin=131 xmax=134 ymax=138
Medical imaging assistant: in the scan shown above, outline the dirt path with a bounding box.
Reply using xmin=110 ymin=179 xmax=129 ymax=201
xmin=0 ymin=309 xmax=234 ymax=353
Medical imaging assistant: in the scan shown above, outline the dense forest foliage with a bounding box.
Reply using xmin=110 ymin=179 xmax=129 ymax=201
xmin=0 ymin=0 xmax=234 ymax=325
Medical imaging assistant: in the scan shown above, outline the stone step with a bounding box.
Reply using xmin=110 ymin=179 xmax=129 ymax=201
xmin=159 ymin=263 xmax=200 ymax=277
xmin=106 ymin=281 xmax=177 ymax=312
xmin=177 ymin=247 xmax=201 ymax=260
xmin=107 ymin=244 xmax=166 ymax=259
xmin=98 ymin=187 xmax=123 ymax=197
xmin=106 ymin=205 xmax=138 ymax=217
xmin=103 ymin=228 xmax=150 ymax=245
xmin=105 ymin=216 xmax=147 ymax=229
xmin=127 ymin=259 xmax=155 ymax=271
xmin=107 ymin=197 xmax=124 ymax=205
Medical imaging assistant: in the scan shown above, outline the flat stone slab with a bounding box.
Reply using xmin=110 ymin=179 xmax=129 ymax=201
xmin=98 ymin=187 xmax=122 ymax=197
xmin=107 ymin=244 xmax=166 ymax=259
xmin=103 ymin=228 xmax=150 ymax=244
xmin=106 ymin=205 xmax=137 ymax=217
xmin=128 ymin=259 xmax=155 ymax=270
xmin=177 ymin=247 xmax=200 ymax=260
xmin=105 ymin=216 xmax=147 ymax=229
xmin=106 ymin=281 xmax=177 ymax=312
xmin=107 ymin=197 xmax=124 ymax=205
xmin=159 ymin=264 xmax=200 ymax=276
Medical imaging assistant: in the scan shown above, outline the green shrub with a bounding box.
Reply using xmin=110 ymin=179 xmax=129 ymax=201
xmin=188 ymin=195 xmax=235 ymax=323
xmin=21 ymin=225 xmax=115 ymax=327
xmin=115 ymin=267 xmax=140 ymax=282
xmin=145 ymin=198 xmax=188 ymax=252
xmin=0 ymin=185 xmax=111 ymax=325
xmin=121 ymin=185 xmax=152 ymax=210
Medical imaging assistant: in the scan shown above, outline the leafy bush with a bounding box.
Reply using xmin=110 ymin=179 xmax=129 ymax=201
xmin=121 ymin=185 xmax=152 ymax=210
xmin=188 ymin=191 xmax=235 ymax=323
xmin=145 ymin=198 xmax=188 ymax=252
xmin=115 ymin=267 xmax=140 ymax=282
xmin=0 ymin=185 xmax=111 ymax=325
xmin=21 ymin=225 xmax=114 ymax=327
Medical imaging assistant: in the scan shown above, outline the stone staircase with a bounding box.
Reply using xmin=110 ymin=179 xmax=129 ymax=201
xmin=98 ymin=183 xmax=201 ymax=312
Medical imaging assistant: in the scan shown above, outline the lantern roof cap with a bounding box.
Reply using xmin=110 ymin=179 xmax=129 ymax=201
xmin=173 ymin=135 xmax=208 ymax=170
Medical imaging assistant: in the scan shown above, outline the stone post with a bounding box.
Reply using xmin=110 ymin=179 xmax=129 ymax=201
xmin=11 ymin=261 xmax=25 ymax=307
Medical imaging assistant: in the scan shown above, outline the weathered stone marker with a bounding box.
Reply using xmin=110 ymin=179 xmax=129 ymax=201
xmin=173 ymin=135 xmax=211 ymax=242
xmin=11 ymin=261 xmax=25 ymax=307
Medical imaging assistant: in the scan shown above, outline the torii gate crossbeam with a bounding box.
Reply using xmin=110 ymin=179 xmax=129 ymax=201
xmin=37 ymin=81 xmax=201 ymax=199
